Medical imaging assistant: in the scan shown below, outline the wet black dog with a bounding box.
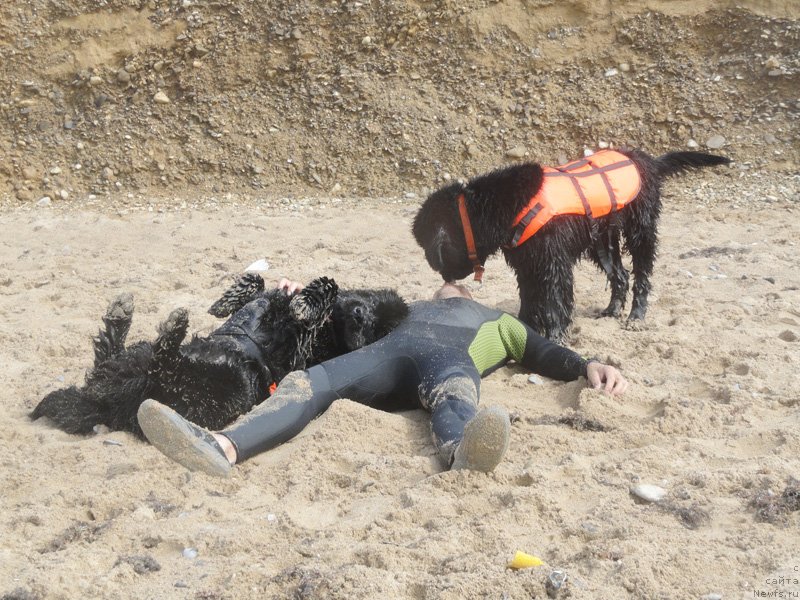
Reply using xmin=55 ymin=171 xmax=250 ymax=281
xmin=32 ymin=275 xmax=408 ymax=437
xmin=412 ymin=149 xmax=729 ymax=340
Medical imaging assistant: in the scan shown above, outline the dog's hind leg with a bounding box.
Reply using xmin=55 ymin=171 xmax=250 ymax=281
xmin=626 ymin=228 xmax=657 ymax=322
xmin=93 ymin=293 xmax=134 ymax=366
xmin=148 ymin=308 xmax=189 ymax=392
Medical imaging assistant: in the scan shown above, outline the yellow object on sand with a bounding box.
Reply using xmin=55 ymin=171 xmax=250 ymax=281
xmin=508 ymin=551 xmax=545 ymax=569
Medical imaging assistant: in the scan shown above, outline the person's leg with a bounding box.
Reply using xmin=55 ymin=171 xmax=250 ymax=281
xmin=138 ymin=368 xmax=337 ymax=476
xmin=424 ymin=374 xmax=510 ymax=472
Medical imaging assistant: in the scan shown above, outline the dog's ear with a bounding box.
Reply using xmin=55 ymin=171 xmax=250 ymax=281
xmin=371 ymin=290 xmax=408 ymax=339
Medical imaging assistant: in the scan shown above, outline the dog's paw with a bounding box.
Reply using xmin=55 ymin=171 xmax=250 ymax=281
xmin=159 ymin=308 xmax=190 ymax=336
xmin=290 ymin=277 xmax=338 ymax=323
xmin=209 ymin=272 xmax=265 ymax=318
xmin=623 ymin=317 xmax=648 ymax=332
xmin=105 ymin=292 xmax=134 ymax=322
xmin=599 ymin=302 xmax=623 ymax=319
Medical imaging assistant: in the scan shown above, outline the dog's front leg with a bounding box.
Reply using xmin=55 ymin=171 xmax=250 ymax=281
xmin=208 ymin=272 xmax=265 ymax=318
xmin=597 ymin=229 xmax=629 ymax=318
xmin=517 ymin=268 xmax=574 ymax=343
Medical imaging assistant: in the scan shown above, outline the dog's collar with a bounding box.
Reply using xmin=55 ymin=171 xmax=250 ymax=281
xmin=456 ymin=193 xmax=485 ymax=283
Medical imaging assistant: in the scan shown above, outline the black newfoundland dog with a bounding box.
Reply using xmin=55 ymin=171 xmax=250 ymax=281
xmin=32 ymin=274 xmax=407 ymax=437
xmin=413 ymin=148 xmax=729 ymax=340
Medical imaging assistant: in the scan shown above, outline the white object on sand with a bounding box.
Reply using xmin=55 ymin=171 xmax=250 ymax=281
xmin=245 ymin=258 xmax=270 ymax=273
xmin=630 ymin=483 xmax=667 ymax=503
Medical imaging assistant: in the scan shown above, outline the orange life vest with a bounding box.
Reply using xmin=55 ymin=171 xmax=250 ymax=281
xmin=508 ymin=150 xmax=641 ymax=248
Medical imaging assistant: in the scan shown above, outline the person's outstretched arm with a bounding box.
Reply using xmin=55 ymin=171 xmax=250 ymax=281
xmin=506 ymin=317 xmax=627 ymax=395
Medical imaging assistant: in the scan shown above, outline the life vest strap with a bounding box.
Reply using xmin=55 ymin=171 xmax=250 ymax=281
xmin=509 ymin=201 xmax=544 ymax=248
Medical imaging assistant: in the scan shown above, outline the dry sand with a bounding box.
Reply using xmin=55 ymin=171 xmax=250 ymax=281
xmin=1 ymin=168 xmax=799 ymax=599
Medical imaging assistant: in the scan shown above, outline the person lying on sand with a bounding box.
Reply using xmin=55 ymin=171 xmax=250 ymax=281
xmin=137 ymin=280 xmax=627 ymax=476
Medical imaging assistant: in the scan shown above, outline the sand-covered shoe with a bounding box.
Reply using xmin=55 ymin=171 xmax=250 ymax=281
xmin=451 ymin=406 xmax=510 ymax=472
xmin=137 ymin=399 xmax=231 ymax=477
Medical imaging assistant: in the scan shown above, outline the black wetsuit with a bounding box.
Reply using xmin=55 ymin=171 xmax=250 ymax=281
xmin=223 ymin=298 xmax=590 ymax=465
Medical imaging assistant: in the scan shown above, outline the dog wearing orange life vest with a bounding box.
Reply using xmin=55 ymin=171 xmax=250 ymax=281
xmin=412 ymin=148 xmax=730 ymax=341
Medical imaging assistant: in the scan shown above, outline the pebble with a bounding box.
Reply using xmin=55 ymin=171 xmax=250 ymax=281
xmin=59 ymin=189 xmax=69 ymax=200
xmin=687 ymin=139 xmax=699 ymax=149
xmin=89 ymin=75 xmax=103 ymax=85
xmin=630 ymin=483 xmax=667 ymax=503
xmin=619 ymin=62 xmax=630 ymax=72
xmin=506 ymin=145 xmax=527 ymax=159
xmin=153 ymin=91 xmax=170 ymax=104
xmin=49 ymin=166 xmax=61 ymax=174
xmin=701 ymin=594 xmax=723 ymax=600
xmin=706 ymin=135 xmax=726 ymax=149
xmin=528 ymin=374 xmax=543 ymax=385
xmin=182 ymin=547 xmax=198 ymax=559
xmin=604 ymin=67 xmax=619 ymax=77
xmin=117 ymin=69 xmax=131 ymax=84
xmin=37 ymin=196 xmax=52 ymax=207
xmin=22 ymin=166 xmax=38 ymax=179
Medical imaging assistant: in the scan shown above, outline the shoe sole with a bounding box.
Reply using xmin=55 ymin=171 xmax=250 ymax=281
xmin=137 ymin=399 xmax=231 ymax=477
xmin=452 ymin=406 xmax=510 ymax=472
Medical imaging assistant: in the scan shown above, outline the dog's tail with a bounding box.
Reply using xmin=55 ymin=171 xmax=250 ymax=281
xmin=654 ymin=152 xmax=730 ymax=178
xmin=31 ymin=387 xmax=108 ymax=435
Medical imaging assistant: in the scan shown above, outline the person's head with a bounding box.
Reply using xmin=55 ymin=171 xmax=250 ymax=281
xmin=432 ymin=282 xmax=473 ymax=301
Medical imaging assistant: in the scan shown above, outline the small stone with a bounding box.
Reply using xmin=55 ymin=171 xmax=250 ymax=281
xmin=182 ymin=547 xmax=198 ymax=559
xmin=361 ymin=36 xmax=372 ymax=46
xmin=50 ymin=166 xmax=62 ymax=175
xmin=37 ymin=196 xmax=52 ymax=207
xmin=153 ymin=91 xmax=170 ymax=104
xmin=59 ymin=189 xmax=69 ymax=200
xmin=22 ymin=166 xmax=38 ymax=180
xmin=778 ymin=330 xmax=797 ymax=342
xmin=76 ymin=141 xmax=85 ymax=150
xmin=102 ymin=167 xmax=115 ymax=180
xmin=619 ymin=62 xmax=630 ymax=72
xmin=291 ymin=28 xmax=302 ymax=40
xmin=598 ymin=140 xmax=609 ymax=149
xmin=89 ymin=75 xmax=103 ymax=85
xmin=331 ymin=183 xmax=342 ymax=194
xmin=528 ymin=374 xmax=543 ymax=385
xmin=706 ymin=135 xmax=726 ymax=149
xmin=630 ymin=483 xmax=667 ymax=503
xmin=506 ymin=145 xmax=527 ymax=159
xmin=604 ymin=67 xmax=618 ymax=77
xmin=16 ymin=189 xmax=34 ymax=201
xmin=701 ymin=594 xmax=723 ymax=600
xmin=116 ymin=69 xmax=131 ymax=84
xmin=687 ymin=139 xmax=699 ymax=149
xmin=764 ymin=56 xmax=781 ymax=69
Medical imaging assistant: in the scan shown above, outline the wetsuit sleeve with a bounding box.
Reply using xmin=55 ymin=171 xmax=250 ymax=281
xmin=515 ymin=320 xmax=588 ymax=381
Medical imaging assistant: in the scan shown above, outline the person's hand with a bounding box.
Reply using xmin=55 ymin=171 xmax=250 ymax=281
xmin=586 ymin=361 xmax=628 ymax=396
xmin=276 ymin=278 xmax=305 ymax=295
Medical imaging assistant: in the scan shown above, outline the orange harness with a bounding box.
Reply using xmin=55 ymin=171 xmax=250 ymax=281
xmin=508 ymin=150 xmax=641 ymax=248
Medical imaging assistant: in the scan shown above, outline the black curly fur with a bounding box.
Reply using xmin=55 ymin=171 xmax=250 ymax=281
xmin=32 ymin=276 xmax=408 ymax=438
xmin=412 ymin=149 xmax=730 ymax=340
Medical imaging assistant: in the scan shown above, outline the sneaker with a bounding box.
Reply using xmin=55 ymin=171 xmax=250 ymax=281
xmin=137 ymin=399 xmax=232 ymax=477
xmin=451 ymin=406 xmax=510 ymax=472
